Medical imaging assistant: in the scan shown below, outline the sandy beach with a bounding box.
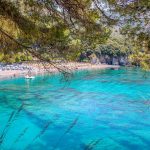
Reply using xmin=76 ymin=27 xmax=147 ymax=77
xmin=0 ymin=62 xmax=119 ymax=80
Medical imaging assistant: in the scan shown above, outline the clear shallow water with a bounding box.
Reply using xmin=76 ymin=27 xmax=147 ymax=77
xmin=0 ymin=68 xmax=150 ymax=150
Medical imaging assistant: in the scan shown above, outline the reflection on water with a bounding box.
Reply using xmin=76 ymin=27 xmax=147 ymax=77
xmin=0 ymin=68 xmax=150 ymax=150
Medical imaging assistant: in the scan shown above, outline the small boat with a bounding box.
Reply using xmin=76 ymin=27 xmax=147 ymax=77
xmin=25 ymin=75 xmax=35 ymax=79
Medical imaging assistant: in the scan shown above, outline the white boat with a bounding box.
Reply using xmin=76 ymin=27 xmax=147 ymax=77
xmin=25 ymin=75 xmax=35 ymax=79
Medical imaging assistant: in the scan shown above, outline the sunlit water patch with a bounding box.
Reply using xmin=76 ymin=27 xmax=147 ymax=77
xmin=0 ymin=68 xmax=150 ymax=150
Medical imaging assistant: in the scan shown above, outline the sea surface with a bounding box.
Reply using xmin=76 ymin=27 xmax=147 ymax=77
xmin=0 ymin=67 xmax=150 ymax=150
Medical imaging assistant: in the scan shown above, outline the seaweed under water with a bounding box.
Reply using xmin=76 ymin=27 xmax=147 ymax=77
xmin=53 ymin=116 xmax=79 ymax=150
xmin=84 ymin=138 xmax=102 ymax=150
xmin=0 ymin=103 xmax=25 ymax=148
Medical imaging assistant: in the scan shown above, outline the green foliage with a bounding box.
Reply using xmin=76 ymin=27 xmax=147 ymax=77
xmin=0 ymin=0 xmax=149 ymax=70
xmin=97 ymin=45 xmax=127 ymax=57
xmin=0 ymin=0 xmax=112 ymax=62
xmin=129 ymin=51 xmax=150 ymax=70
xmin=0 ymin=52 xmax=33 ymax=63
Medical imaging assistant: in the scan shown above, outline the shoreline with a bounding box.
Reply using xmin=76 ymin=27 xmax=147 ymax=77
xmin=0 ymin=62 xmax=120 ymax=80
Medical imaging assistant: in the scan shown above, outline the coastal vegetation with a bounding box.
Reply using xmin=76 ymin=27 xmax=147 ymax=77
xmin=0 ymin=0 xmax=149 ymax=70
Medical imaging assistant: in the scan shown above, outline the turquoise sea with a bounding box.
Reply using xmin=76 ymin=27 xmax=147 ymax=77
xmin=0 ymin=68 xmax=150 ymax=150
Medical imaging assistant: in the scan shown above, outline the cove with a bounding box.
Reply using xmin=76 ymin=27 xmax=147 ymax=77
xmin=0 ymin=68 xmax=150 ymax=150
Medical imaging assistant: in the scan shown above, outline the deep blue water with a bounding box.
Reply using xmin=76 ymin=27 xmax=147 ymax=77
xmin=0 ymin=68 xmax=150 ymax=150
